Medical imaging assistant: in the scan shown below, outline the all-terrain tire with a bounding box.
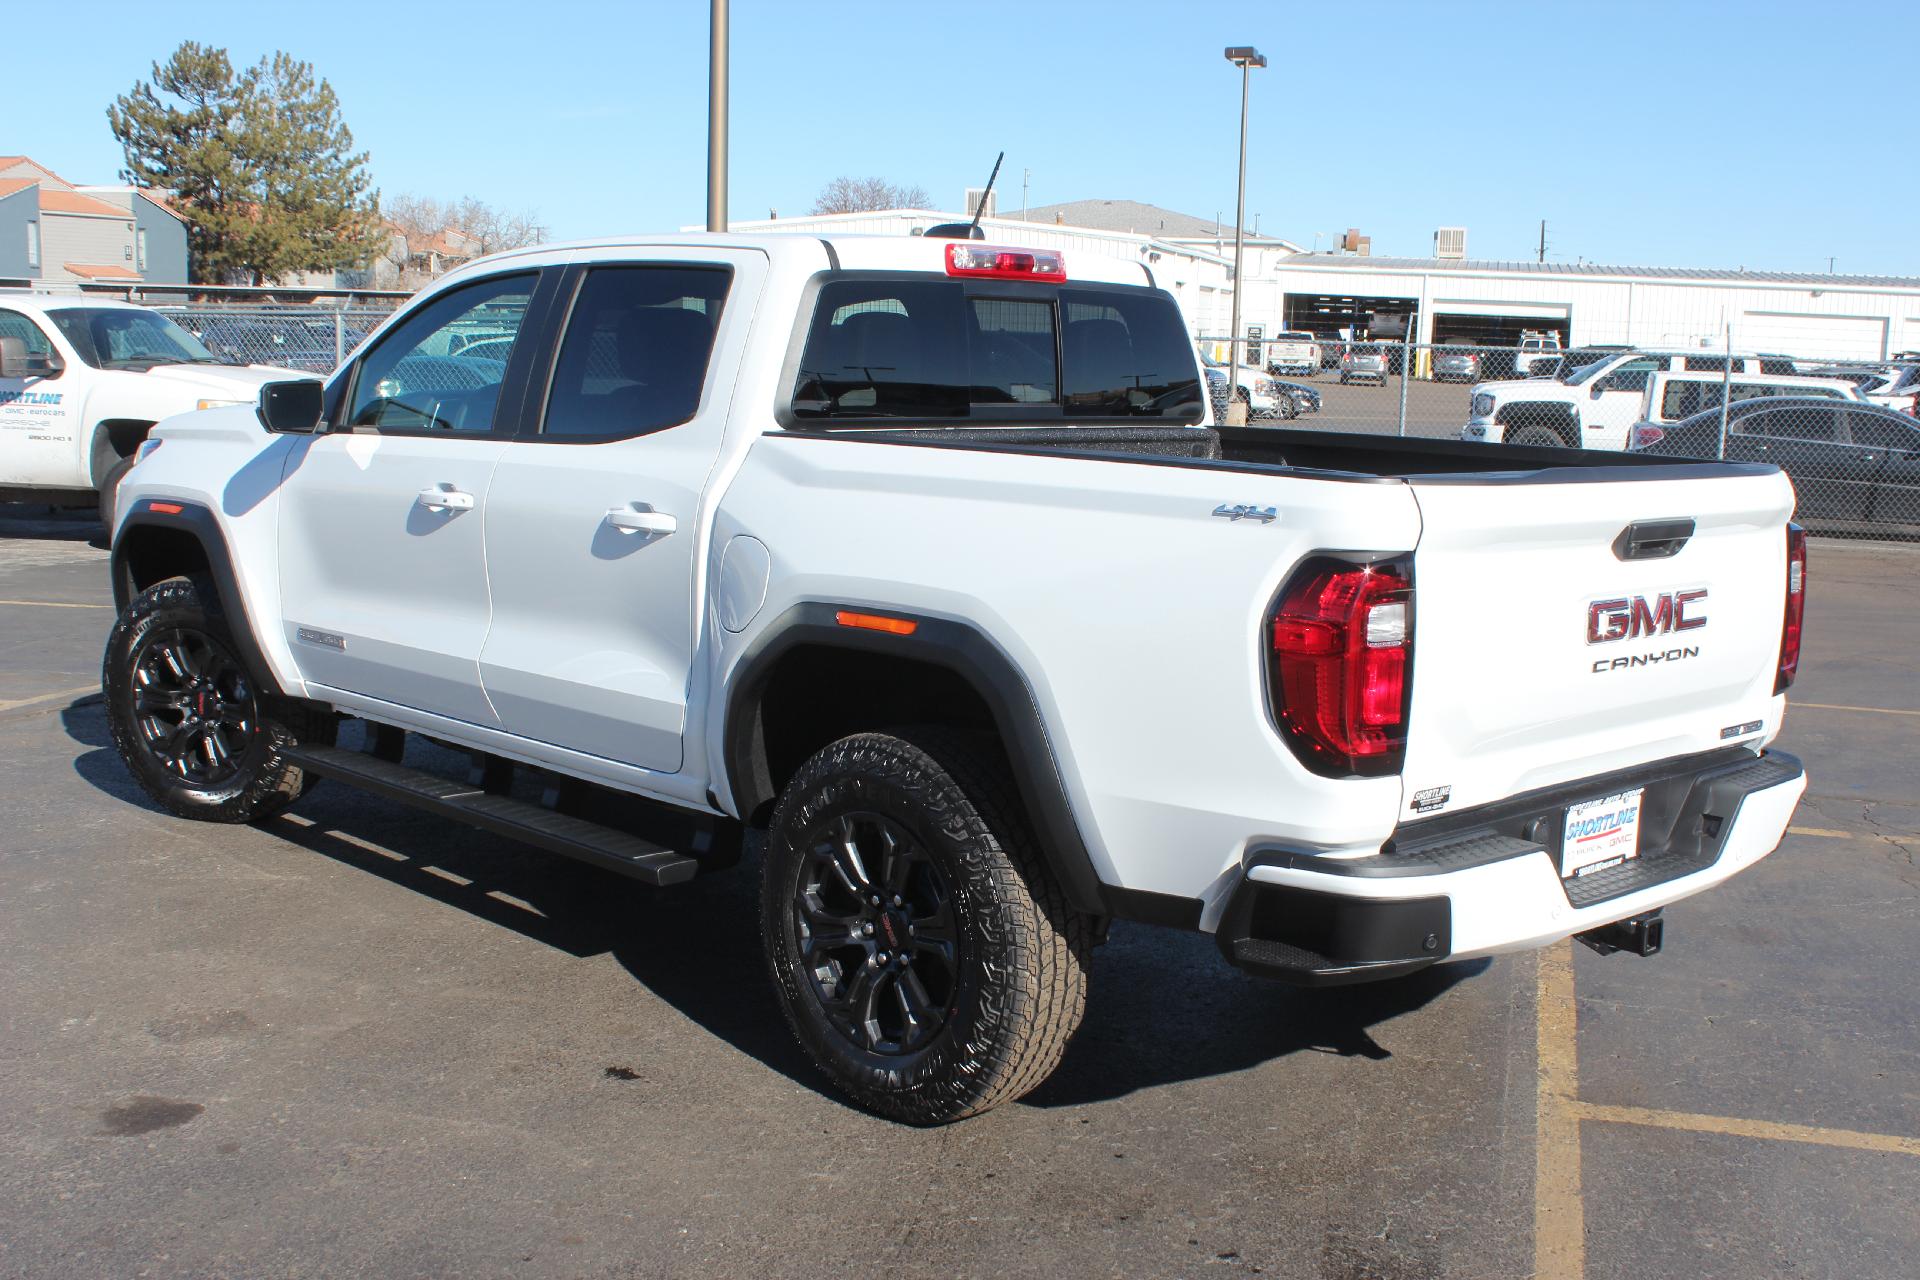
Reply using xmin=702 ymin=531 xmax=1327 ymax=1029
xmin=103 ymin=576 xmax=334 ymax=823
xmin=760 ymin=729 xmax=1091 ymax=1124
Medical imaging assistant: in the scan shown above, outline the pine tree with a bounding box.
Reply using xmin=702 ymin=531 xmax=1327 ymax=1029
xmin=108 ymin=42 xmax=383 ymax=285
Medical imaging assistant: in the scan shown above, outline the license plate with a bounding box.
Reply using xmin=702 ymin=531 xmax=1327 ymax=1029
xmin=1561 ymin=789 xmax=1644 ymax=879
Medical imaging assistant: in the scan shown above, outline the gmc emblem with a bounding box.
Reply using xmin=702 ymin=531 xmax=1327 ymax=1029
xmin=1587 ymin=590 xmax=1708 ymax=644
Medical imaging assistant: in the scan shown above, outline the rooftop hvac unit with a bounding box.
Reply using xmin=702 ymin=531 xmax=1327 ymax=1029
xmin=965 ymin=188 xmax=996 ymax=219
xmin=1434 ymin=227 xmax=1467 ymax=260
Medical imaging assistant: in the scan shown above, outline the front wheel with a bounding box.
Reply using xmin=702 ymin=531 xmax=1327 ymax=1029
xmin=1507 ymin=424 xmax=1567 ymax=447
xmin=103 ymin=577 xmax=334 ymax=822
xmin=760 ymin=730 xmax=1091 ymax=1124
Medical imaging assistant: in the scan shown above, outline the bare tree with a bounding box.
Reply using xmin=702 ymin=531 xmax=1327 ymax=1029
xmin=380 ymin=194 xmax=547 ymax=285
xmin=810 ymin=176 xmax=931 ymax=216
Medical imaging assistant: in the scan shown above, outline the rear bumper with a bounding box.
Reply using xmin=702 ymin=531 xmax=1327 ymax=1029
xmin=1217 ymin=748 xmax=1805 ymax=984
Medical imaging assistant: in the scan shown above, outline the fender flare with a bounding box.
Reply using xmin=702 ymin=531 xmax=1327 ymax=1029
xmin=722 ymin=603 xmax=1194 ymax=925
xmin=111 ymin=500 xmax=285 ymax=697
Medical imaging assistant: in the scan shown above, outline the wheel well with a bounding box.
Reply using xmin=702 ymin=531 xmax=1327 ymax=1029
xmin=738 ymin=644 xmax=1002 ymax=826
xmin=1496 ymin=403 xmax=1578 ymax=446
xmin=116 ymin=525 xmax=212 ymax=600
xmin=90 ymin=420 xmax=155 ymax=486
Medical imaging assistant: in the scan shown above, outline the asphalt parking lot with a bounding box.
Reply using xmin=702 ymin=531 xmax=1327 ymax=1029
xmin=1 ymin=507 xmax=1914 ymax=1279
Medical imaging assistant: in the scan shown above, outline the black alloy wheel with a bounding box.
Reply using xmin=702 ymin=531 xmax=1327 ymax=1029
xmin=793 ymin=811 xmax=960 ymax=1056
xmin=761 ymin=730 xmax=1090 ymax=1123
xmin=128 ymin=626 xmax=256 ymax=787
xmin=104 ymin=577 xmax=333 ymax=823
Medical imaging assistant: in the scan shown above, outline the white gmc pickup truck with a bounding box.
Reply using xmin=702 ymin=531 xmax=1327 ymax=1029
xmin=1 ymin=293 xmax=314 ymax=523
xmin=103 ymin=233 xmax=1809 ymax=1123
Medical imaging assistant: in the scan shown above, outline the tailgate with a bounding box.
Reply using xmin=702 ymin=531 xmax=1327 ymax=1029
xmin=1401 ymin=466 xmax=1795 ymax=817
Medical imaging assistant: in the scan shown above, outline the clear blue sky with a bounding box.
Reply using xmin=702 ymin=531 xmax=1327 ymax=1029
xmin=13 ymin=0 xmax=1914 ymax=276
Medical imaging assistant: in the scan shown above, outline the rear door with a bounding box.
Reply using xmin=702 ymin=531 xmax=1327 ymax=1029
xmin=477 ymin=248 xmax=763 ymax=773
xmin=1845 ymin=408 xmax=1920 ymax=531
xmin=1401 ymin=465 xmax=1796 ymax=816
xmin=1731 ymin=402 xmax=1869 ymax=522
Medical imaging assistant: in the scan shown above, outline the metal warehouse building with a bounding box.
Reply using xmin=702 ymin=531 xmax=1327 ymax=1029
xmin=1245 ymin=256 xmax=1920 ymax=363
xmin=727 ymin=204 xmax=1920 ymax=364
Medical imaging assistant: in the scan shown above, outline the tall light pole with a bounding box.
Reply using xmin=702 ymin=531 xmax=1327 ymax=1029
xmin=707 ymin=0 xmax=728 ymax=232
xmin=1224 ymin=46 xmax=1265 ymax=410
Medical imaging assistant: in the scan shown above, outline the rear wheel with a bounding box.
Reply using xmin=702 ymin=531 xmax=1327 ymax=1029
xmin=104 ymin=577 xmax=334 ymax=822
xmin=760 ymin=729 xmax=1090 ymax=1124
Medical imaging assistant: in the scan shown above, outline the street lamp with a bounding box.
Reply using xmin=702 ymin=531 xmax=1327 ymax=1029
xmin=1224 ymin=46 xmax=1265 ymax=413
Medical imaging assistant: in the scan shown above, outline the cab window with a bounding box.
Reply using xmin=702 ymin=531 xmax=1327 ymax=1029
xmin=0 ymin=309 xmax=54 ymax=361
xmin=346 ymin=274 xmax=533 ymax=433
xmin=541 ymin=265 xmax=731 ymax=438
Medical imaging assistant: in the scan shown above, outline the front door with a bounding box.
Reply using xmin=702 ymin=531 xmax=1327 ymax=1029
xmin=479 ymin=251 xmax=760 ymax=773
xmin=1582 ymin=356 xmax=1666 ymax=450
xmin=277 ymin=270 xmax=545 ymax=726
xmin=0 ymin=309 xmax=82 ymax=488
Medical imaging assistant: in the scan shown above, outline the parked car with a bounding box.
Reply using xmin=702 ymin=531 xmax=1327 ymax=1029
xmin=1630 ymin=396 xmax=1920 ymax=537
xmin=1339 ymin=343 xmax=1388 ymax=384
xmin=104 ymin=230 xmax=1807 ymax=1123
xmin=1199 ymin=347 xmax=1285 ymax=418
xmin=1272 ymin=379 xmax=1320 ymax=416
xmin=0 ymin=294 xmax=319 ymax=524
xmin=1462 ymin=349 xmax=1863 ymax=450
xmin=1512 ymin=330 xmax=1564 ymax=378
xmin=1432 ymin=347 xmax=1482 ymax=384
xmin=1264 ymin=331 xmax=1320 ymax=377
xmin=1805 ymin=364 xmax=1920 ymax=415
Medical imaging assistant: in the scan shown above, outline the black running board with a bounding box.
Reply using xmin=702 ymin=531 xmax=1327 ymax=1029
xmin=284 ymin=743 xmax=700 ymax=886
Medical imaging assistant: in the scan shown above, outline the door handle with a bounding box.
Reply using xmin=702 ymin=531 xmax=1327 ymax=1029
xmin=416 ymin=487 xmax=474 ymax=511
xmin=604 ymin=506 xmax=677 ymax=536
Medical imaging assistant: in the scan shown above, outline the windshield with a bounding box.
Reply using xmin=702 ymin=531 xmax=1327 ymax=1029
xmin=47 ymin=308 xmax=220 ymax=371
xmin=1557 ymin=350 xmax=1618 ymax=385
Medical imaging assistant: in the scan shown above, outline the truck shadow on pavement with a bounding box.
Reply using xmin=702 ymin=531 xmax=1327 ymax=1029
xmin=62 ymin=703 xmax=1482 ymax=1113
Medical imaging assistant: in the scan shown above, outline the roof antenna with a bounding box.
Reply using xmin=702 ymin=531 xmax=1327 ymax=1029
xmin=968 ymin=151 xmax=1004 ymax=236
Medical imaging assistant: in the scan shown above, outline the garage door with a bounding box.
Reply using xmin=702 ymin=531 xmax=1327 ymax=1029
xmin=1737 ymin=312 xmax=1887 ymax=362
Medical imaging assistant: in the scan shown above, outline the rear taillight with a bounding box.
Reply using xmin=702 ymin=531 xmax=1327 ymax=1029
xmin=1775 ymin=522 xmax=1807 ymax=694
xmin=1268 ymin=556 xmax=1413 ymax=776
xmin=1629 ymin=424 xmax=1665 ymax=450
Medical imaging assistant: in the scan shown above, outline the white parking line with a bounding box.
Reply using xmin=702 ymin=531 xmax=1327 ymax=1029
xmin=0 ymin=684 xmax=102 ymax=712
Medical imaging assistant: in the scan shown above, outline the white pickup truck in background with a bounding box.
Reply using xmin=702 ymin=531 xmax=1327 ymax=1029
xmin=1264 ymin=330 xmax=1320 ymax=376
xmin=104 ymin=232 xmax=1809 ymax=1123
xmin=1463 ymin=347 xmax=1862 ymax=450
xmin=0 ymin=293 xmax=314 ymax=523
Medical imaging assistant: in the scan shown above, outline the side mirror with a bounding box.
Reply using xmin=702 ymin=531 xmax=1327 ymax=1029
xmin=0 ymin=335 xmax=60 ymax=379
xmin=1590 ymin=382 xmax=1610 ymax=399
xmin=256 ymin=379 xmax=326 ymax=434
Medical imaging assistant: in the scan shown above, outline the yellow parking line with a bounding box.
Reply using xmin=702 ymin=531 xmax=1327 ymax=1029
xmin=1534 ymin=941 xmax=1585 ymax=1280
xmin=1574 ymin=1102 xmax=1920 ymax=1158
xmin=1793 ymin=701 xmax=1920 ymax=717
xmin=1789 ymin=826 xmax=1856 ymax=839
xmin=0 ymin=684 xmax=101 ymax=712
xmin=0 ymin=598 xmax=112 ymax=610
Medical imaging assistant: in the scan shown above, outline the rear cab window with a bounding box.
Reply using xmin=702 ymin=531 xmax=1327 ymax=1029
xmin=788 ymin=275 xmax=1202 ymax=425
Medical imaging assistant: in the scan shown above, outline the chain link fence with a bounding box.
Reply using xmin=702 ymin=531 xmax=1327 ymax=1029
xmin=133 ymin=302 xmax=1920 ymax=539
xmin=1199 ymin=334 xmax=1920 ymax=539
xmin=157 ymin=305 xmax=402 ymax=374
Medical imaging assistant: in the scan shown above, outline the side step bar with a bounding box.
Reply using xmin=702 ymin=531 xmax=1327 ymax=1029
xmin=284 ymin=743 xmax=700 ymax=887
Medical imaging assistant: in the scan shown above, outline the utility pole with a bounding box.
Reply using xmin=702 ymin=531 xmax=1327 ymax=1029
xmin=706 ymin=0 xmax=728 ymax=232
xmin=1022 ymin=168 xmax=1030 ymax=221
xmin=1538 ymin=219 xmax=1547 ymax=264
xmin=1827 ymin=256 xmax=1836 ymax=274
xmin=1223 ymin=47 xmax=1266 ymax=417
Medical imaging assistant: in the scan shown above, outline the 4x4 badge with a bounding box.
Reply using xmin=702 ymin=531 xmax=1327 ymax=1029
xmin=1213 ymin=503 xmax=1277 ymax=524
